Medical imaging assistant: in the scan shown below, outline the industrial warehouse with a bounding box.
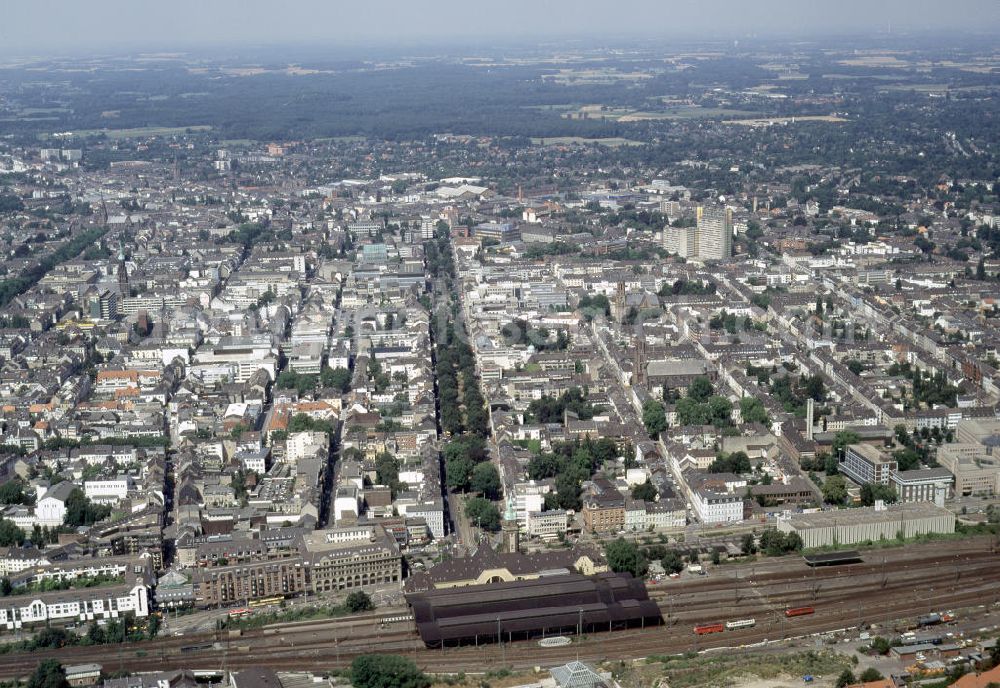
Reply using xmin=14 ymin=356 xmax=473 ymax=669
xmin=406 ymin=572 xmax=662 ymax=647
xmin=776 ymin=502 xmax=957 ymax=549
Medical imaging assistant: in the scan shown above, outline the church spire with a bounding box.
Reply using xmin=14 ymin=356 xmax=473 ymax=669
xmin=501 ymin=492 xmax=520 ymax=554
xmin=504 ymin=493 xmax=517 ymax=522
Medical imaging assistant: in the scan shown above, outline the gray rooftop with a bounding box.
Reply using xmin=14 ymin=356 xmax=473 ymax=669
xmin=781 ymin=502 xmax=953 ymax=529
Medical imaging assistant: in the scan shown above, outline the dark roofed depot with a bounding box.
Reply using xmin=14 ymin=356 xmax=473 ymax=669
xmin=803 ymin=550 xmax=863 ymax=566
xmin=406 ymin=572 xmax=662 ymax=647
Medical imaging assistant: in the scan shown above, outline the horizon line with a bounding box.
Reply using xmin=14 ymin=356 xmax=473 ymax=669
xmin=2 ymin=29 xmax=999 ymax=62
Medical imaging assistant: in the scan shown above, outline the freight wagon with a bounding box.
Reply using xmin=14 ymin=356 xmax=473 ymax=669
xmin=785 ymin=606 xmax=815 ymax=618
xmin=694 ymin=623 xmax=725 ymax=635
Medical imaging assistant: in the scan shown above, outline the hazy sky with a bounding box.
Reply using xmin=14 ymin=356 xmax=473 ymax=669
xmin=3 ymin=0 xmax=999 ymax=55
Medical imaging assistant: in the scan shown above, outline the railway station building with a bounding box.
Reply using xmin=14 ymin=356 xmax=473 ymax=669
xmin=406 ymin=572 xmax=661 ymax=646
xmin=404 ymin=544 xmax=608 ymax=591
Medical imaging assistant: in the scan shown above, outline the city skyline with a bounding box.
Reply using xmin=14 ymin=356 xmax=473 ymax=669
xmin=0 ymin=9 xmax=999 ymax=688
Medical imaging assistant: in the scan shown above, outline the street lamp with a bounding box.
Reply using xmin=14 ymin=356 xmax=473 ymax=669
xmin=497 ymin=616 xmax=505 ymax=664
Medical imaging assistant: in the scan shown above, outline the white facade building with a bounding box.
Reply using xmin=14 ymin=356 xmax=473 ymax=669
xmin=513 ymin=481 xmax=549 ymax=528
xmin=691 ymin=488 xmax=743 ymax=524
xmin=625 ymin=500 xmax=647 ymax=531
xmin=35 ymin=482 xmax=74 ymax=527
xmin=84 ymin=476 xmax=134 ymax=505
xmin=696 ymin=206 xmax=733 ymax=261
xmin=285 ymin=431 xmax=329 ymax=465
xmin=663 ymin=225 xmax=697 ymax=258
xmin=526 ymin=510 xmax=568 ymax=539
xmin=401 ymin=500 xmax=445 ymax=539
xmin=332 ymin=486 xmax=360 ymax=524
xmin=0 ymin=583 xmax=149 ymax=630
xmin=237 ymin=449 xmax=269 ymax=474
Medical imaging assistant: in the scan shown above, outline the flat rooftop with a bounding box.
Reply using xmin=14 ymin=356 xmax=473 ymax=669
xmin=782 ymin=502 xmax=953 ymax=529
xmin=847 ymin=443 xmax=891 ymax=464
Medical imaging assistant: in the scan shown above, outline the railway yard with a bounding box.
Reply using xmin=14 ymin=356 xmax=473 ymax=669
xmin=1 ymin=537 xmax=998 ymax=680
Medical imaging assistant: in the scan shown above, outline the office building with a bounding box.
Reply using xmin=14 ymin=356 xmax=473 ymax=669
xmin=361 ymin=243 xmax=388 ymax=264
xmin=890 ymin=468 xmax=953 ymax=505
xmin=348 ymin=220 xmax=384 ymax=236
xmin=663 ymin=224 xmax=697 ymax=258
xmin=696 ymin=206 xmax=733 ymax=261
xmin=840 ymin=443 xmax=897 ymax=486
xmin=87 ymin=289 xmax=120 ymax=320
xmin=526 ymin=510 xmax=569 ymax=539
xmin=937 ymin=443 xmax=1000 ymax=495
xmin=191 ymin=558 xmax=309 ymax=607
xmin=420 ymin=216 xmax=437 ymax=239
xmin=299 ymin=525 xmax=403 ymax=594
xmin=474 ymin=222 xmax=520 ymax=243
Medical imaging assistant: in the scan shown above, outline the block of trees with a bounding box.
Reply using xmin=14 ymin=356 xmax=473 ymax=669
xmin=464 ymin=497 xmax=501 ymax=531
xmin=345 ymin=591 xmax=375 ymax=613
xmin=605 ymin=538 xmax=649 ymax=578
xmin=642 ymin=399 xmax=667 ymax=438
xmin=527 ymin=387 xmax=600 ymax=424
xmin=350 ymin=654 xmax=430 ymax=688
xmin=675 ymin=376 xmax=734 ymax=427
xmin=708 ymin=451 xmax=751 ymax=474
xmin=528 ymin=437 xmax=620 ymax=512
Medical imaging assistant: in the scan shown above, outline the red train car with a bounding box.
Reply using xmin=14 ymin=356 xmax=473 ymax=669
xmin=694 ymin=623 xmax=725 ymax=635
xmin=785 ymin=606 xmax=815 ymax=618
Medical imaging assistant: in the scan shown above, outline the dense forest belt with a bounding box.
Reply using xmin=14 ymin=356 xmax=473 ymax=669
xmin=5 ymin=53 xmax=998 ymax=183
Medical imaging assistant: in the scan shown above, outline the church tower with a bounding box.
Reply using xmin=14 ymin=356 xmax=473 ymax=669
xmin=633 ymin=338 xmax=648 ymax=386
xmin=613 ymin=280 xmax=626 ymax=323
xmin=116 ymin=240 xmax=129 ymax=296
xmin=501 ymin=493 xmax=520 ymax=554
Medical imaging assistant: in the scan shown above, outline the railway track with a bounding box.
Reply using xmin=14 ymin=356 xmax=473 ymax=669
xmin=656 ymin=557 xmax=1000 ymax=622
xmin=0 ymin=538 xmax=996 ymax=679
xmin=648 ymin=541 xmax=994 ymax=598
